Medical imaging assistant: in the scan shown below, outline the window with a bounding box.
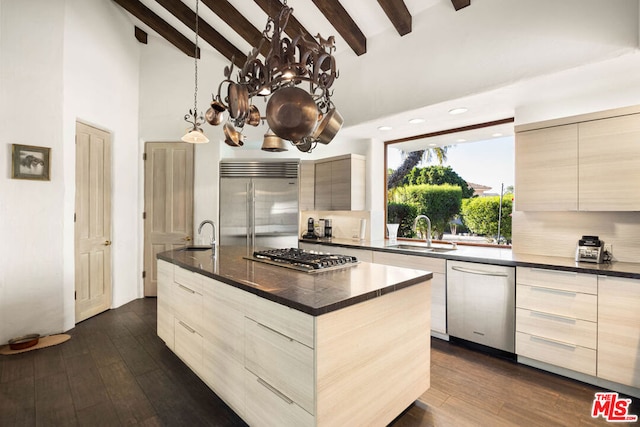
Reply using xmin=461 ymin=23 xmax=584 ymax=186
xmin=385 ymin=119 xmax=515 ymax=246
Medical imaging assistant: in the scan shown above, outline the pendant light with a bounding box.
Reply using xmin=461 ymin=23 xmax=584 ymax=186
xmin=181 ymin=0 xmax=208 ymax=144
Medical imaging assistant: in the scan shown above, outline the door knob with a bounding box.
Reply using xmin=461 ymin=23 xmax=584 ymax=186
xmin=104 ymin=240 xmax=112 ymax=246
xmin=184 ymin=236 xmax=192 ymax=242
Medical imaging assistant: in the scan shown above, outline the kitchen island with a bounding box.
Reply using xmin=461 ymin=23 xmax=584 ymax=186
xmin=157 ymin=246 xmax=432 ymax=426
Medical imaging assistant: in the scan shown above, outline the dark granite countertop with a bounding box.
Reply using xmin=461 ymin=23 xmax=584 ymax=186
xmin=157 ymin=246 xmax=432 ymax=316
xmin=299 ymin=238 xmax=640 ymax=279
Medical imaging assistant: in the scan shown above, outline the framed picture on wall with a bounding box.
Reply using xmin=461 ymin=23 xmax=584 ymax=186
xmin=11 ymin=144 xmax=51 ymax=181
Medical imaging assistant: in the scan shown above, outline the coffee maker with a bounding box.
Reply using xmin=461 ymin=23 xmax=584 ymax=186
xmin=302 ymin=217 xmax=317 ymax=239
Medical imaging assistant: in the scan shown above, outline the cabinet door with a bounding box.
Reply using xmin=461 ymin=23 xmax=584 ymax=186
xmin=579 ymin=114 xmax=640 ymax=211
xmin=372 ymin=251 xmax=446 ymax=334
xmin=598 ymin=275 xmax=640 ymax=388
xmin=157 ymin=260 xmax=174 ymax=349
xmin=174 ymin=318 xmax=203 ymax=374
xmin=314 ymin=161 xmax=332 ymax=210
xmin=299 ymin=160 xmax=315 ymax=210
xmin=330 ymin=158 xmax=351 ymax=210
xmin=515 ymin=124 xmax=578 ymax=211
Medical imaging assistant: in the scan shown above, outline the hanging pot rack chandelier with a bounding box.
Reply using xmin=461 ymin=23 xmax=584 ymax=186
xmin=203 ymin=0 xmax=343 ymax=152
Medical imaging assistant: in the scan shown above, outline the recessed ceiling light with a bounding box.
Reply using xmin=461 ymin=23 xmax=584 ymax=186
xmin=378 ymin=125 xmax=393 ymax=131
xmin=428 ymin=143 xmax=437 ymax=147
xmin=492 ymin=133 xmax=503 ymax=137
xmin=408 ymin=118 xmax=425 ymax=124
xmin=456 ymin=138 xmax=467 ymax=143
xmin=448 ymin=107 xmax=468 ymax=115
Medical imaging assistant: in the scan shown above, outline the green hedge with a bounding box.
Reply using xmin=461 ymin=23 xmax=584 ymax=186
xmin=403 ymin=184 xmax=462 ymax=239
xmin=387 ymin=202 xmax=419 ymax=238
xmin=461 ymin=195 xmax=513 ymax=242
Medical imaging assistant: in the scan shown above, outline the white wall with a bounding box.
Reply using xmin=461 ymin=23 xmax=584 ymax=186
xmin=0 ymin=0 xmax=65 ymax=343
xmin=63 ymin=0 xmax=141 ymax=323
xmin=0 ymin=0 xmax=141 ymax=343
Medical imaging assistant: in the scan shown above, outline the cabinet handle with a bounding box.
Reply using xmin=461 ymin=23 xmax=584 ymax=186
xmin=178 ymin=321 xmax=196 ymax=334
xmin=529 ymin=334 xmax=577 ymax=350
xmin=529 ymin=310 xmax=577 ymax=324
xmin=256 ymin=322 xmax=294 ymax=342
xmin=178 ymin=284 xmax=196 ymax=294
xmin=451 ymin=265 xmax=509 ymax=277
xmin=257 ymin=377 xmax=294 ymax=405
xmin=530 ymin=286 xmax=576 ymax=297
xmin=530 ymin=268 xmax=576 ymax=276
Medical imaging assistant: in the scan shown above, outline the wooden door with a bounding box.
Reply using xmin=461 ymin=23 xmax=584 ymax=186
xmin=75 ymin=122 xmax=112 ymax=323
xmin=143 ymin=142 xmax=194 ymax=296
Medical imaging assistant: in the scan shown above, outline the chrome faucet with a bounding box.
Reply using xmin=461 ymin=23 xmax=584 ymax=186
xmin=413 ymin=215 xmax=432 ymax=247
xmin=198 ymin=220 xmax=217 ymax=254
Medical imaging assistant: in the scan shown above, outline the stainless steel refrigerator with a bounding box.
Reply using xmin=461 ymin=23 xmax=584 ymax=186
xmin=219 ymin=159 xmax=299 ymax=249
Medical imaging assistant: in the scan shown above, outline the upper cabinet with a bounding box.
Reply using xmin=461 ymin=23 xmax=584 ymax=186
xmin=515 ymin=106 xmax=640 ymax=212
xmin=515 ymin=124 xmax=578 ymax=211
xmin=313 ymin=154 xmax=366 ymax=211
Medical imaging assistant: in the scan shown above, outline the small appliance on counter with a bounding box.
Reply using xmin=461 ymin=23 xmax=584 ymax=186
xmin=301 ymin=217 xmax=317 ymax=239
xmin=575 ymin=235 xmax=605 ymax=263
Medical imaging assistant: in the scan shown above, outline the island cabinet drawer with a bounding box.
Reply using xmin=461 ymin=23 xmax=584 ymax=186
xmin=245 ymin=318 xmax=315 ymax=414
xmin=372 ymin=251 xmax=446 ymax=274
xmin=244 ymin=370 xmax=314 ymax=427
xmin=516 ymin=332 xmax=596 ymax=376
xmin=516 ymin=284 xmax=597 ymax=322
xmin=517 ymin=267 xmax=597 ymax=294
xmin=173 ymin=281 xmax=203 ymax=332
xmin=174 ymin=318 xmax=203 ymax=374
xmin=245 ymin=294 xmax=314 ymax=348
xmin=174 ymin=265 xmax=203 ymax=294
xmin=516 ymin=308 xmax=597 ymax=349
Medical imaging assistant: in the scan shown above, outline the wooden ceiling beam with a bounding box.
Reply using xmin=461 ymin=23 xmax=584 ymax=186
xmin=451 ymin=0 xmax=471 ymax=11
xmin=113 ymin=0 xmax=199 ymax=58
xmin=155 ymin=0 xmax=246 ymax=67
xmin=377 ymin=0 xmax=412 ymax=36
xmin=201 ymin=0 xmax=270 ymax=58
xmin=311 ymin=0 xmax=366 ymax=55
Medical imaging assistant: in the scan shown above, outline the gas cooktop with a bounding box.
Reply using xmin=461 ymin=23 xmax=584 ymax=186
xmin=247 ymin=248 xmax=359 ymax=273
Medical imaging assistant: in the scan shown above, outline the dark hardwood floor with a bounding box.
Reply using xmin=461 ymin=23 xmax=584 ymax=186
xmin=1 ymin=298 xmax=637 ymax=426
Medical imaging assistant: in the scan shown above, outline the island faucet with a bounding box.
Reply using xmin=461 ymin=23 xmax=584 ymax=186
xmin=413 ymin=215 xmax=432 ymax=247
xmin=198 ymin=220 xmax=217 ymax=254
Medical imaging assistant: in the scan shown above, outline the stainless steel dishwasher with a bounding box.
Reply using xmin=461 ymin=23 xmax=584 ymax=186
xmin=447 ymin=260 xmax=516 ymax=352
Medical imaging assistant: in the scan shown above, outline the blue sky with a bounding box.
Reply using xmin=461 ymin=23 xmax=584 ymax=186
xmin=388 ymin=136 xmax=514 ymax=194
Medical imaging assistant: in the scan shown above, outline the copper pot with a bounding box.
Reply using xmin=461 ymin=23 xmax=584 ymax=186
xmin=266 ymin=87 xmax=318 ymax=142
xmin=228 ymin=83 xmax=249 ymax=120
xmin=261 ymin=129 xmax=288 ymax=152
xmin=223 ymin=122 xmax=244 ymax=147
xmin=205 ymin=103 xmax=224 ymax=126
xmin=246 ymin=104 xmax=261 ymax=127
xmin=295 ymin=138 xmax=313 ymax=152
xmin=312 ymin=107 xmax=343 ymax=144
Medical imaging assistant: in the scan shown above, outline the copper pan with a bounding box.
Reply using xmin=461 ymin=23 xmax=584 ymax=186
xmin=228 ymin=83 xmax=248 ymax=120
xmin=223 ymin=122 xmax=244 ymax=147
xmin=246 ymin=104 xmax=261 ymax=126
xmin=312 ymin=107 xmax=343 ymax=144
xmin=266 ymin=87 xmax=318 ymax=142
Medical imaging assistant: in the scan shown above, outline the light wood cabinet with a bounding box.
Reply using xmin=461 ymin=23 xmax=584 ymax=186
xmin=515 ymin=106 xmax=640 ymax=212
xmin=201 ymin=276 xmax=246 ymax=417
xmin=515 ymin=267 xmax=597 ymax=376
xmin=299 ymin=160 xmax=315 ymax=211
xmin=578 ymin=114 xmax=640 ymax=211
xmin=597 ymin=275 xmax=640 ymax=388
xmin=372 ymin=251 xmax=447 ymax=335
xmin=515 ymin=124 xmax=578 ymax=211
xmin=157 ymin=260 xmax=174 ymax=350
xmin=158 ymin=259 xmax=430 ymax=427
xmin=314 ymin=154 xmax=365 ymax=211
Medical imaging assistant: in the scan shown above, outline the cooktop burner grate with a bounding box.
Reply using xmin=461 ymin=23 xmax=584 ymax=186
xmin=252 ymin=248 xmax=358 ymax=270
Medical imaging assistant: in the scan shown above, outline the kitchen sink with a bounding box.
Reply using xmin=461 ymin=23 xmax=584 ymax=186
xmin=387 ymin=244 xmax=457 ymax=253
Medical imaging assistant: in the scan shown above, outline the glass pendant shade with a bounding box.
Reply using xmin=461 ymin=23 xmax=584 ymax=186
xmin=181 ymin=128 xmax=209 ymax=144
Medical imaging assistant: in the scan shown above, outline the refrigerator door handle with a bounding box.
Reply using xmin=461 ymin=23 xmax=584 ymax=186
xmin=246 ymin=181 xmax=251 ymax=249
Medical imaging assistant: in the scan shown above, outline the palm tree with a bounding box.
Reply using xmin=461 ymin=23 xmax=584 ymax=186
xmin=387 ymin=147 xmax=449 ymax=189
